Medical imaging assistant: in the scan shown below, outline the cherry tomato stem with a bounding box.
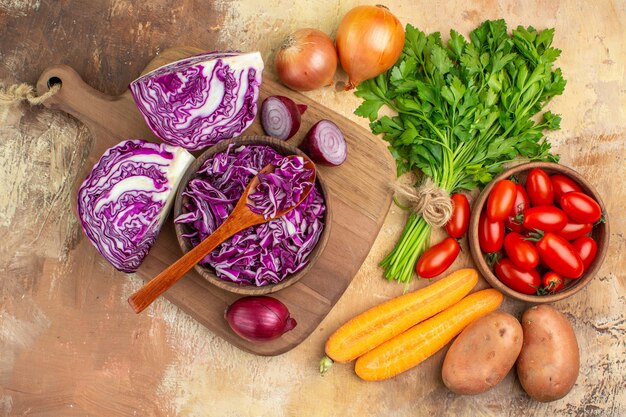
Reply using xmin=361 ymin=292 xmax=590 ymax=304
xmin=504 ymin=184 xmax=530 ymax=233
xmin=540 ymin=271 xmax=565 ymax=294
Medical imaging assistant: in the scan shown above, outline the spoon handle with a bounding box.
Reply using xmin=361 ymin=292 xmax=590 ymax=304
xmin=128 ymin=215 xmax=249 ymax=313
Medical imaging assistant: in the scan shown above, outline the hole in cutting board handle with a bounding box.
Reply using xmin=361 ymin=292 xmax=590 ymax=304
xmin=47 ymin=76 xmax=62 ymax=89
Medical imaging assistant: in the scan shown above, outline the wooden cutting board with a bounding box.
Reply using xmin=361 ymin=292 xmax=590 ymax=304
xmin=35 ymin=46 xmax=395 ymax=356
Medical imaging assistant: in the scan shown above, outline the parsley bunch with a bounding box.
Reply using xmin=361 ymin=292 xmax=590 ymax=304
xmin=355 ymin=19 xmax=566 ymax=283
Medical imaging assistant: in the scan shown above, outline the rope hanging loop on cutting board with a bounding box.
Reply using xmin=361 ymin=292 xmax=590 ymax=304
xmin=391 ymin=178 xmax=453 ymax=227
xmin=0 ymin=82 xmax=60 ymax=106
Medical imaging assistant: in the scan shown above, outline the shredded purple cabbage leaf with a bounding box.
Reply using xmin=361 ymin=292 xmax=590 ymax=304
xmin=175 ymin=145 xmax=325 ymax=286
xmin=248 ymin=155 xmax=314 ymax=220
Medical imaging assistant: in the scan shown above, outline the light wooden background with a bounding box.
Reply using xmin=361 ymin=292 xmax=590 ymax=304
xmin=1 ymin=0 xmax=624 ymax=416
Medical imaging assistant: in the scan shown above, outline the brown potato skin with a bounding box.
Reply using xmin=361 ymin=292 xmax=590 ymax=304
xmin=516 ymin=305 xmax=580 ymax=402
xmin=442 ymin=311 xmax=523 ymax=395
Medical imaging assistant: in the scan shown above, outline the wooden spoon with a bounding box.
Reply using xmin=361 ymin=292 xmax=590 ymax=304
xmin=128 ymin=155 xmax=316 ymax=313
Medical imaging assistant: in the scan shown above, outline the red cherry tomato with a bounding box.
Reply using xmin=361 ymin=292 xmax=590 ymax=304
xmin=415 ymin=237 xmax=460 ymax=278
xmin=541 ymin=271 xmax=565 ymax=294
xmin=522 ymin=206 xmax=568 ymax=232
xmin=445 ymin=194 xmax=470 ymax=238
xmin=494 ymin=258 xmax=541 ymax=295
xmin=572 ymin=236 xmax=597 ymax=270
xmin=504 ymin=184 xmax=530 ymax=233
xmin=487 ymin=180 xmax=517 ymax=221
xmin=535 ymin=232 xmax=584 ymax=278
xmin=478 ymin=211 xmax=505 ymax=253
xmin=550 ymin=174 xmax=582 ymax=203
xmin=526 ymin=168 xmax=554 ymax=206
xmin=560 ymin=191 xmax=602 ymax=224
xmin=503 ymin=232 xmax=539 ymax=270
xmin=558 ymin=221 xmax=593 ymax=241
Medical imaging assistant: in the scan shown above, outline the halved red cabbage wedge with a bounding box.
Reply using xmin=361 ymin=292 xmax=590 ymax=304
xmin=77 ymin=139 xmax=194 ymax=272
xmin=130 ymin=51 xmax=264 ymax=152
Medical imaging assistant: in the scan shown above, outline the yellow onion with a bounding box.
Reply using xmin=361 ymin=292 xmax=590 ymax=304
xmin=275 ymin=28 xmax=338 ymax=91
xmin=336 ymin=5 xmax=405 ymax=90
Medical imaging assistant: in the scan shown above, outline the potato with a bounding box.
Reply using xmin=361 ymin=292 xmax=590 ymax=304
xmin=442 ymin=311 xmax=523 ymax=394
xmin=516 ymin=305 xmax=580 ymax=402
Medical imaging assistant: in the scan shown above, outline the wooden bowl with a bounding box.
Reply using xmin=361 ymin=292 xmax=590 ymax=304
xmin=469 ymin=162 xmax=609 ymax=303
xmin=173 ymin=135 xmax=331 ymax=295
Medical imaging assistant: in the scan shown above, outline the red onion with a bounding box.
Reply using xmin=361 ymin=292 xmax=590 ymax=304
xmin=261 ymin=95 xmax=307 ymax=141
xmin=225 ymin=296 xmax=297 ymax=342
xmin=300 ymin=119 xmax=347 ymax=166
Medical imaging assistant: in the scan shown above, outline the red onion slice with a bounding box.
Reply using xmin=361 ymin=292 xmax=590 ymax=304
xmin=300 ymin=119 xmax=347 ymax=166
xmin=261 ymin=95 xmax=307 ymax=140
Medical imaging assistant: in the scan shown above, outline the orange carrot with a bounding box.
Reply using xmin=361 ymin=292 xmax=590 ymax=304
xmin=324 ymin=269 xmax=478 ymax=364
xmin=354 ymin=289 xmax=503 ymax=381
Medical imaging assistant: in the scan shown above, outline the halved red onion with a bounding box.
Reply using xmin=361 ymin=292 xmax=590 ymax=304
xmin=300 ymin=119 xmax=347 ymax=166
xmin=260 ymin=95 xmax=307 ymax=140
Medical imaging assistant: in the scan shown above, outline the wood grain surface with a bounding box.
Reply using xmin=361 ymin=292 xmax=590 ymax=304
xmin=1 ymin=0 xmax=624 ymax=416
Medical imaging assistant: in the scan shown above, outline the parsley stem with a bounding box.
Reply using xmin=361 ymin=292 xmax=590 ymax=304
xmin=380 ymin=215 xmax=431 ymax=283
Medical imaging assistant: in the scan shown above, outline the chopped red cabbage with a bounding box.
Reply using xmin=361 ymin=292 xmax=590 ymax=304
xmin=129 ymin=51 xmax=264 ymax=152
xmin=248 ymin=155 xmax=314 ymax=219
xmin=175 ymin=145 xmax=325 ymax=286
xmin=77 ymin=139 xmax=194 ymax=272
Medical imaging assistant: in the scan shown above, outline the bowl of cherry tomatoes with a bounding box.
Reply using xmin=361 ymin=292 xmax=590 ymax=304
xmin=469 ymin=162 xmax=609 ymax=303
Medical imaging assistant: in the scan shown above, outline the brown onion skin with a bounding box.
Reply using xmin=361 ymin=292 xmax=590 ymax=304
xmin=275 ymin=28 xmax=337 ymax=91
xmin=225 ymin=296 xmax=297 ymax=342
xmin=336 ymin=5 xmax=405 ymax=90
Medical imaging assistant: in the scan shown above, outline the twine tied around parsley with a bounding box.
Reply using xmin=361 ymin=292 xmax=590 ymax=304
xmin=391 ymin=179 xmax=453 ymax=228
xmin=0 ymin=82 xmax=60 ymax=106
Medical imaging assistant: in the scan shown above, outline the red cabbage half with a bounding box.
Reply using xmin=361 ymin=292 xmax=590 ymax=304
xmin=77 ymin=139 xmax=194 ymax=273
xmin=175 ymin=145 xmax=325 ymax=286
xmin=129 ymin=51 xmax=264 ymax=152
